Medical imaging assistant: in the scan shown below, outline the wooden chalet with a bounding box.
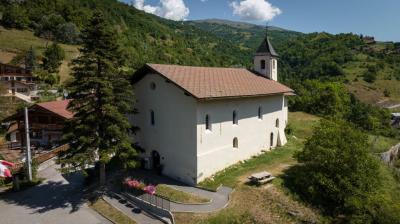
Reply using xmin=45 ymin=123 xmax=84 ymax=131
xmin=0 ymin=63 xmax=37 ymax=100
xmin=4 ymin=100 xmax=73 ymax=149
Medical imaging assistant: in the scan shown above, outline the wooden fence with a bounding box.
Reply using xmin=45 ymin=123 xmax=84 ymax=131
xmin=12 ymin=144 xmax=69 ymax=172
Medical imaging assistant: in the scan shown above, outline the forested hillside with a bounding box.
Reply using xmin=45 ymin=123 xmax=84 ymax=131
xmin=0 ymin=0 xmax=277 ymax=69
xmin=187 ymin=19 xmax=301 ymax=60
xmin=191 ymin=20 xmax=400 ymax=106
xmin=1 ymin=0 xmax=399 ymax=135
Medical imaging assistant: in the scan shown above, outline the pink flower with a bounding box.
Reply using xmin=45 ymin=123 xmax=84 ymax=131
xmin=128 ymin=180 xmax=141 ymax=189
xmin=144 ymin=185 xmax=156 ymax=195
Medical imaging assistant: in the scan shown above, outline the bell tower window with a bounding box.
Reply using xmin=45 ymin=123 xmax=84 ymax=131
xmin=261 ymin=60 xmax=266 ymax=69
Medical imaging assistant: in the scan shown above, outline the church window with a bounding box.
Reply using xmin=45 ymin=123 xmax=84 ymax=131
xmin=261 ymin=60 xmax=266 ymax=69
xmin=258 ymin=106 xmax=263 ymax=120
xmin=150 ymin=82 xmax=156 ymax=90
xmin=270 ymin=133 xmax=274 ymax=147
xmin=205 ymin=114 xmax=211 ymax=131
xmin=150 ymin=110 xmax=155 ymax=126
xmin=276 ymin=119 xmax=279 ymax=128
xmin=233 ymin=110 xmax=238 ymax=125
xmin=233 ymin=137 xmax=238 ymax=148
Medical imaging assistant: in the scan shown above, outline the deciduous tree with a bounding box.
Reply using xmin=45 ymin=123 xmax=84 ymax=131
xmin=287 ymin=119 xmax=400 ymax=223
xmin=42 ymin=42 xmax=65 ymax=74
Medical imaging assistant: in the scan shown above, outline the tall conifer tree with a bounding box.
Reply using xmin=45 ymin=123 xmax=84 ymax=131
xmin=60 ymin=11 xmax=137 ymax=184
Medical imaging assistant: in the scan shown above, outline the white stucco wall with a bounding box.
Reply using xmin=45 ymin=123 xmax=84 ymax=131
xmin=132 ymin=73 xmax=198 ymax=185
xmin=253 ymin=56 xmax=278 ymax=81
xmin=196 ymin=94 xmax=288 ymax=183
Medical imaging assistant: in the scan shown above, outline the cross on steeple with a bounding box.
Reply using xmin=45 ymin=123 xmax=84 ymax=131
xmin=256 ymin=24 xmax=278 ymax=57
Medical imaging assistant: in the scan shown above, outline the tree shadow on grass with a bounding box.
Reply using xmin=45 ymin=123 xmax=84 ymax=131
xmin=279 ymin=164 xmax=317 ymax=208
xmin=279 ymin=164 xmax=331 ymax=217
xmin=1 ymin=170 xmax=88 ymax=214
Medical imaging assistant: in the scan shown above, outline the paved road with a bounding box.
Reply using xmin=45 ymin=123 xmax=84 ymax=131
xmin=0 ymin=163 xmax=111 ymax=224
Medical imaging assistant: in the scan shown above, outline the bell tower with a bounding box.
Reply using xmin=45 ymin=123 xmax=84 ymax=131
xmin=253 ymin=27 xmax=278 ymax=81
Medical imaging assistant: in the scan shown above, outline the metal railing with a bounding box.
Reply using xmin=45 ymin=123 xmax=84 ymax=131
xmin=124 ymin=187 xmax=171 ymax=211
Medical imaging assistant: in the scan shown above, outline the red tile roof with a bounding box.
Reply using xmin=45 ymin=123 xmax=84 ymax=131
xmin=139 ymin=64 xmax=293 ymax=100
xmin=36 ymin=100 xmax=73 ymax=119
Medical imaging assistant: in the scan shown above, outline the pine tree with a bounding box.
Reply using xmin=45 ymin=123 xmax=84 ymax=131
xmin=59 ymin=11 xmax=137 ymax=184
xmin=25 ymin=46 xmax=37 ymax=72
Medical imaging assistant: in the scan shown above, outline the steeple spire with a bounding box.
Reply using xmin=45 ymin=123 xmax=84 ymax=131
xmin=256 ymin=24 xmax=278 ymax=57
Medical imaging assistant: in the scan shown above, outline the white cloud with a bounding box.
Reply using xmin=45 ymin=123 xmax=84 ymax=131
xmin=133 ymin=0 xmax=189 ymax=21
xmin=230 ymin=0 xmax=281 ymax=21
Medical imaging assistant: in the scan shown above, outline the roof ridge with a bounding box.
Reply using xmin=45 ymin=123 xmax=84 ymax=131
xmin=147 ymin=63 xmax=248 ymax=70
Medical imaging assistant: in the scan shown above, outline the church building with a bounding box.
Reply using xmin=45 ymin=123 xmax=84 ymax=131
xmin=131 ymin=34 xmax=294 ymax=185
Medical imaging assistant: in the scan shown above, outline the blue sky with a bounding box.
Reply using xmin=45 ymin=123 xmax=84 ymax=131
xmin=123 ymin=0 xmax=400 ymax=41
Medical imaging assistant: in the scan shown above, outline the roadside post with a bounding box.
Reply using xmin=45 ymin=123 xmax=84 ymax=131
xmin=24 ymin=107 xmax=32 ymax=181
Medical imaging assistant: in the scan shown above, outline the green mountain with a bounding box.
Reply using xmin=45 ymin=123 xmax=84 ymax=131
xmin=0 ymin=0 xmax=293 ymax=70
xmin=187 ymin=19 xmax=301 ymax=56
xmin=1 ymin=0 xmax=400 ymax=107
xmin=189 ymin=19 xmax=400 ymax=107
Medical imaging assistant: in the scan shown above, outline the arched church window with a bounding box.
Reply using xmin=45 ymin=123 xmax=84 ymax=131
xmin=233 ymin=110 xmax=238 ymax=125
xmin=233 ymin=137 xmax=238 ymax=148
xmin=276 ymin=119 xmax=279 ymax=128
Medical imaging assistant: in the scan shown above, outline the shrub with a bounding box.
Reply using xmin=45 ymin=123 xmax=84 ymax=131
xmin=363 ymin=70 xmax=377 ymax=83
xmin=284 ymin=123 xmax=293 ymax=135
xmin=383 ymin=89 xmax=391 ymax=97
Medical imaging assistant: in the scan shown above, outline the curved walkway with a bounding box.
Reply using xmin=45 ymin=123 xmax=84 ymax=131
xmin=125 ymin=169 xmax=233 ymax=213
xmin=167 ymin=185 xmax=233 ymax=213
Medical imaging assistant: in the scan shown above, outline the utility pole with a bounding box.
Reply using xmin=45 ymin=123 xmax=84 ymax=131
xmin=24 ymin=107 xmax=32 ymax=181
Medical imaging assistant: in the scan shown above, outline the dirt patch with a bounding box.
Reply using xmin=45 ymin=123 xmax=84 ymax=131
xmin=346 ymin=83 xmax=385 ymax=104
xmin=0 ymin=50 xmax=17 ymax=64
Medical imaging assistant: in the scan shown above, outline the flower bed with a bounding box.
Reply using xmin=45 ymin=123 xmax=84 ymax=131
xmin=123 ymin=178 xmax=156 ymax=195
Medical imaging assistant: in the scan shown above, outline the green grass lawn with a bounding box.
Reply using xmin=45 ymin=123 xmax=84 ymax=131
xmin=89 ymin=198 xmax=136 ymax=224
xmin=0 ymin=26 xmax=79 ymax=82
xmin=198 ymin=139 xmax=304 ymax=191
xmin=156 ymin=184 xmax=210 ymax=204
